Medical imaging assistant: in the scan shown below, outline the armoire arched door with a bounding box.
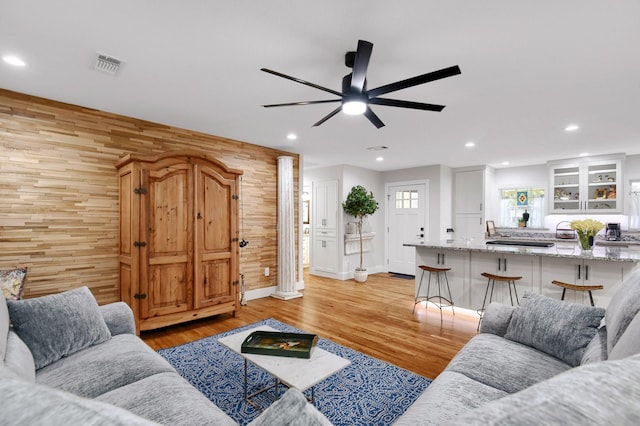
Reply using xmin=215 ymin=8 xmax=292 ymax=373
xmin=117 ymin=151 xmax=242 ymax=333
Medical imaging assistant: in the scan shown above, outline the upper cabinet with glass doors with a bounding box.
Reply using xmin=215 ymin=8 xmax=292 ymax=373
xmin=548 ymin=154 xmax=624 ymax=214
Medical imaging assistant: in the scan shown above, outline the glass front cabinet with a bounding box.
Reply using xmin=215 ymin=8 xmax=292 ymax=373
xmin=548 ymin=155 xmax=624 ymax=214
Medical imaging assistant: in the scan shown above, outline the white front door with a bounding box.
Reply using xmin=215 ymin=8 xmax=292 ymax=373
xmin=387 ymin=183 xmax=428 ymax=275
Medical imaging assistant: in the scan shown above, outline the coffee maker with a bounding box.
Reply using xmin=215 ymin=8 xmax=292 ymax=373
xmin=606 ymin=223 xmax=622 ymax=241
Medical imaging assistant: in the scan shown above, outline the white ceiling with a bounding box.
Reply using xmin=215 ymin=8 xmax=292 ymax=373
xmin=2 ymin=1 xmax=639 ymax=172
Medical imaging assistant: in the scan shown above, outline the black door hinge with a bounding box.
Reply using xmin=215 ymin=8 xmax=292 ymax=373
xmin=231 ymin=237 xmax=239 ymax=242
xmin=133 ymin=241 xmax=147 ymax=248
xmin=232 ymin=280 xmax=239 ymax=286
xmin=134 ymin=293 xmax=147 ymax=299
xmin=232 ymin=194 xmax=239 ymax=200
xmin=134 ymin=187 xmax=147 ymax=195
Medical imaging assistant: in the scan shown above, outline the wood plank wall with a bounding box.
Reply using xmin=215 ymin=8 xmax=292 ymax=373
xmin=0 ymin=89 xmax=298 ymax=304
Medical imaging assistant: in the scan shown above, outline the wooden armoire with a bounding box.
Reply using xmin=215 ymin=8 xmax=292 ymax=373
xmin=117 ymin=151 xmax=242 ymax=333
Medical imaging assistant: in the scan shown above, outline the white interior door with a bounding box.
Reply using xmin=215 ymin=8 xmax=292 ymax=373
xmin=387 ymin=183 xmax=427 ymax=275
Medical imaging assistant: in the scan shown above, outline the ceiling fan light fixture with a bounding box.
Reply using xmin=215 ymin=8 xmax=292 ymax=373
xmin=342 ymin=100 xmax=367 ymax=115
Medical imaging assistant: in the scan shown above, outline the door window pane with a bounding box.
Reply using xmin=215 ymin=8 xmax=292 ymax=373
xmin=395 ymin=190 xmax=419 ymax=209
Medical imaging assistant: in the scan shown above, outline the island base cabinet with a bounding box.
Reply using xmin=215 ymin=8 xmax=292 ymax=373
xmin=469 ymin=252 xmax=540 ymax=312
xmin=415 ymin=248 xmax=469 ymax=310
xmin=540 ymin=257 xmax=634 ymax=308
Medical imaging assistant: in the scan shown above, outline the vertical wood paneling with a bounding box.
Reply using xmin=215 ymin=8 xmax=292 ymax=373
xmin=0 ymin=89 xmax=298 ymax=304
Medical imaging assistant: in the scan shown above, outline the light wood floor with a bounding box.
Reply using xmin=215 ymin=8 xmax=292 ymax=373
xmin=141 ymin=271 xmax=479 ymax=379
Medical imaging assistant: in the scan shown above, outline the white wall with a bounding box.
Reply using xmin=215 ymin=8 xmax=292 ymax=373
xmin=382 ymin=164 xmax=451 ymax=240
xmin=304 ymin=165 xmax=386 ymax=278
xmin=341 ymin=166 xmax=385 ymax=274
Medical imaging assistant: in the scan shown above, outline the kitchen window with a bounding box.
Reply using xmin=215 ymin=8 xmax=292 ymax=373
xmin=498 ymin=187 xmax=545 ymax=228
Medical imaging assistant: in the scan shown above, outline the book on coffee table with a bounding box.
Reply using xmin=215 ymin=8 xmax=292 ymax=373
xmin=241 ymin=330 xmax=318 ymax=359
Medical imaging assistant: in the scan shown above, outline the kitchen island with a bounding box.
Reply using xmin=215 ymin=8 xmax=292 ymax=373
xmin=404 ymin=240 xmax=640 ymax=311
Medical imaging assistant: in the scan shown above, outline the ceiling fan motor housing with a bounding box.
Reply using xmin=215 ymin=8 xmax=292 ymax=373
xmin=345 ymin=51 xmax=356 ymax=68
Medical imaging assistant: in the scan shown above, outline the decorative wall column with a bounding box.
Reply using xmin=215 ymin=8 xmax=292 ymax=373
xmin=272 ymin=156 xmax=303 ymax=300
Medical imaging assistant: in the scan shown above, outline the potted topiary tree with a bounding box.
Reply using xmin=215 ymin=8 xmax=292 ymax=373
xmin=342 ymin=185 xmax=379 ymax=282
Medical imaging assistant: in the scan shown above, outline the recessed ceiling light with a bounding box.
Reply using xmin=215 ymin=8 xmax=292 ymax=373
xmin=465 ymin=141 xmax=475 ymax=148
xmin=501 ymin=161 xmax=510 ymax=166
xmin=579 ymin=152 xmax=590 ymax=157
xmin=376 ymin=156 xmax=384 ymax=162
xmin=565 ymin=124 xmax=580 ymax=132
xmin=286 ymin=133 xmax=297 ymax=141
xmin=2 ymin=55 xmax=26 ymax=67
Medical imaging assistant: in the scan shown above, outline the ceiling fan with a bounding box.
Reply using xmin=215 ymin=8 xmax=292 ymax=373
xmin=261 ymin=40 xmax=461 ymax=128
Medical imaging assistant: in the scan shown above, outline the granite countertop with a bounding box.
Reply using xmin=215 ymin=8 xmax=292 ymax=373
xmin=404 ymin=239 xmax=640 ymax=262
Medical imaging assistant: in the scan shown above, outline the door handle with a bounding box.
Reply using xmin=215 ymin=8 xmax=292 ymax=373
xmin=585 ymin=265 xmax=589 ymax=281
xmin=577 ymin=264 xmax=581 ymax=280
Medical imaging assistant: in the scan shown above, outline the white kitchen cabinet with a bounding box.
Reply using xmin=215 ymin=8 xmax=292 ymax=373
xmin=469 ymin=252 xmax=540 ymax=311
xmin=415 ymin=248 xmax=470 ymax=308
xmin=312 ymin=234 xmax=338 ymax=274
xmin=540 ymin=256 xmax=634 ymax=308
xmin=310 ymin=180 xmax=339 ymax=276
xmin=549 ymin=155 xmax=623 ymax=213
xmin=453 ymin=167 xmax=494 ymax=241
xmin=313 ymin=180 xmax=338 ymax=230
xmin=454 ymin=169 xmax=485 ymax=214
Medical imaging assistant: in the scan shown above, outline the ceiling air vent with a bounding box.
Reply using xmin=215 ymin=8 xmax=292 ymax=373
xmin=94 ymin=53 xmax=124 ymax=75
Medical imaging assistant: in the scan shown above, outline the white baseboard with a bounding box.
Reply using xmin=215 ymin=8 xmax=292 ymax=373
xmin=242 ymin=280 xmax=305 ymax=301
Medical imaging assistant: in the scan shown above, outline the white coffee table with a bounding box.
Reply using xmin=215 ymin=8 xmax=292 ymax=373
xmin=217 ymin=325 xmax=351 ymax=410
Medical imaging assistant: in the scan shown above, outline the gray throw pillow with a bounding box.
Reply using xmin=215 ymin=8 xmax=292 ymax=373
xmin=605 ymin=268 xmax=640 ymax=354
xmin=4 ymin=331 xmax=36 ymax=382
xmin=609 ymin=313 xmax=640 ymax=360
xmin=7 ymin=286 xmax=111 ymax=369
xmin=504 ymin=293 xmax=604 ymax=367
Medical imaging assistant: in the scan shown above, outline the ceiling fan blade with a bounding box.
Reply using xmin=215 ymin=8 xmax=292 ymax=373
xmin=312 ymin=106 xmax=343 ymax=127
xmin=263 ymin=99 xmax=341 ymax=108
xmin=364 ymin=107 xmax=385 ymax=129
xmin=261 ymin=68 xmax=343 ymax=97
xmin=369 ymin=97 xmax=445 ymax=111
xmin=367 ymin=65 xmax=461 ymax=98
xmin=350 ymin=40 xmax=373 ymax=93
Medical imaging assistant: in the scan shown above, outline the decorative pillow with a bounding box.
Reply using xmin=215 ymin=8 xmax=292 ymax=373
xmin=609 ymin=313 xmax=640 ymax=360
xmin=7 ymin=286 xmax=112 ymax=369
xmin=4 ymin=331 xmax=36 ymax=382
xmin=580 ymin=325 xmax=608 ymax=365
xmin=504 ymin=292 xmax=605 ymax=367
xmin=604 ymin=268 xmax=640 ymax=354
xmin=0 ymin=267 xmax=27 ymax=300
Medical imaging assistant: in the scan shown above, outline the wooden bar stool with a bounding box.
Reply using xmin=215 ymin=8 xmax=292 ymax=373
xmin=551 ymin=280 xmax=603 ymax=307
xmin=413 ymin=265 xmax=455 ymax=321
xmin=477 ymin=272 xmax=522 ymax=330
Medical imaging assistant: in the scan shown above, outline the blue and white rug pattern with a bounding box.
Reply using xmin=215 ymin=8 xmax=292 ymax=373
xmin=158 ymin=318 xmax=430 ymax=425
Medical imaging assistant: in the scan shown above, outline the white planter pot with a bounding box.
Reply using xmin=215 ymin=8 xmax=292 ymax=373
xmin=354 ymin=269 xmax=368 ymax=283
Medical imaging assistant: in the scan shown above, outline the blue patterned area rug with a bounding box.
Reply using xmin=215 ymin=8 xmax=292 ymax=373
xmin=158 ymin=318 xmax=430 ymax=425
